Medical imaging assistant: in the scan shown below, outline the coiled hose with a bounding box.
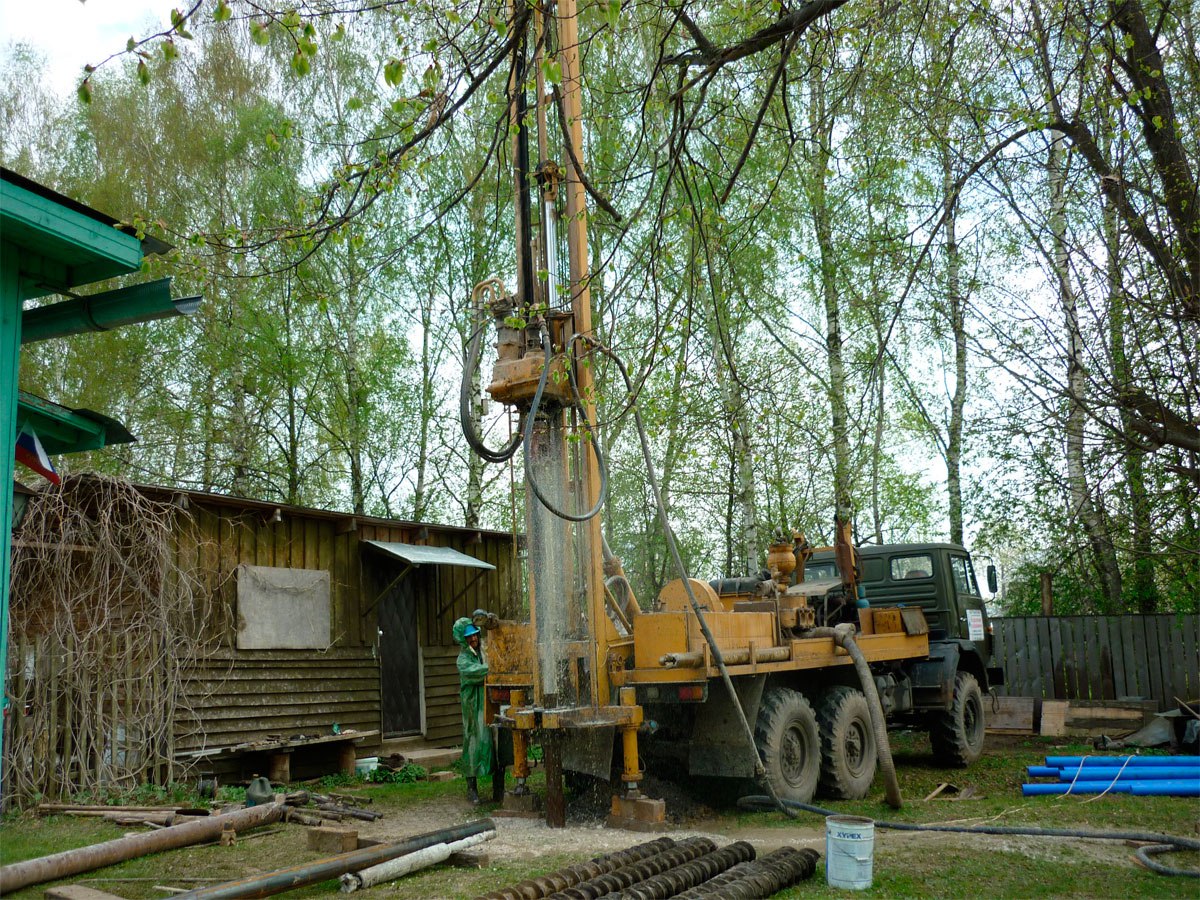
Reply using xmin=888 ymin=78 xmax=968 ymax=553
xmin=521 ymin=327 xmax=609 ymax=522
xmin=806 ymin=624 xmax=902 ymax=809
xmin=460 ymin=318 xmax=523 ymax=464
xmin=736 ymin=795 xmax=1200 ymax=878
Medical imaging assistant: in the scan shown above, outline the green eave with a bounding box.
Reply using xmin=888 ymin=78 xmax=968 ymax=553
xmin=15 ymin=391 xmax=135 ymax=455
xmin=0 ymin=179 xmax=145 ymax=300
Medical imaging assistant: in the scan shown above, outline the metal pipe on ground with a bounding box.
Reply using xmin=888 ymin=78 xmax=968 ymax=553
xmin=548 ymin=837 xmax=717 ymax=899
xmin=340 ymin=829 xmax=496 ymax=891
xmin=0 ymin=803 xmax=286 ymax=893
xmin=672 ymin=846 xmax=820 ymax=898
xmin=476 ymin=836 xmax=677 ymax=900
xmin=173 ymin=818 xmax=496 ymax=899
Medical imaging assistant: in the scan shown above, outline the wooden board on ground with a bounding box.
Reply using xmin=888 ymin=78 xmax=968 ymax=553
xmin=985 ymin=696 xmax=1038 ymax=733
xmin=1040 ymin=700 xmax=1068 ymax=736
xmin=44 ymin=886 xmax=128 ymax=900
xmin=1039 ymin=699 xmax=1157 ymax=737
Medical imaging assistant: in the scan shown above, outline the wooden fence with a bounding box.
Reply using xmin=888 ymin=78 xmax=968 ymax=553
xmin=992 ymin=614 xmax=1199 ymax=710
xmin=3 ymin=633 xmax=177 ymax=805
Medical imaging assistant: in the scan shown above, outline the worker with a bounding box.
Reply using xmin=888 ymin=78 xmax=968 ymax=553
xmin=453 ymin=615 xmax=492 ymax=804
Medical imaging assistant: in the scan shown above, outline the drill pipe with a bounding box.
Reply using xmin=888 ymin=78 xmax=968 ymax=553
xmin=0 ymin=803 xmax=286 ymax=893
xmin=174 ymin=819 xmax=495 ymax=899
xmin=602 ymin=841 xmax=756 ymax=900
xmin=673 ymin=846 xmax=820 ymax=898
xmin=476 ymin=837 xmax=677 ymax=900
xmin=549 ymin=837 xmax=717 ymax=899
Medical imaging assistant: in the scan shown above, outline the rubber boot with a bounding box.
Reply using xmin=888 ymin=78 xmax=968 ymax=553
xmin=466 ymin=776 xmax=480 ymax=805
xmin=492 ymin=767 xmax=505 ymax=803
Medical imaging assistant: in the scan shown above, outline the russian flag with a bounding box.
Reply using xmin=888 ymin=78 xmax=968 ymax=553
xmin=15 ymin=423 xmax=60 ymax=485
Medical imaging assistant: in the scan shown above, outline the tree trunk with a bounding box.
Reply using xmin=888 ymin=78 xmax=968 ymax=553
xmin=412 ymin=294 xmax=434 ymax=522
xmin=1105 ymin=175 xmax=1157 ymax=612
xmin=809 ymin=78 xmax=853 ymax=524
xmin=943 ymin=147 xmax=967 ymax=546
xmin=1050 ymin=131 xmax=1122 ymax=610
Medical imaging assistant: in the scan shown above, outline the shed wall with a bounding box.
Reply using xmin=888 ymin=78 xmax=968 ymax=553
xmin=177 ymin=500 xmax=520 ymax=755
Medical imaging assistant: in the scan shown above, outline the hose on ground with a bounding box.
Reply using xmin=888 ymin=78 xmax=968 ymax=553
xmin=592 ymin=339 xmax=796 ymax=820
xmin=806 ymin=624 xmax=902 ymax=809
xmin=736 ymin=795 xmax=1200 ymax=878
xmin=459 ymin=319 xmax=523 ymax=464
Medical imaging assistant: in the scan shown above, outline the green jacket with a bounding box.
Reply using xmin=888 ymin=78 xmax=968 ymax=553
xmin=453 ymin=617 xmax=493 ymax=778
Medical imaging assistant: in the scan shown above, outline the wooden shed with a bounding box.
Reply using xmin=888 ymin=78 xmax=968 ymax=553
xmin=5 ymin=477 xmax=523 ymax=796
xmin=146 ymin=486 xmax=523 ymax=762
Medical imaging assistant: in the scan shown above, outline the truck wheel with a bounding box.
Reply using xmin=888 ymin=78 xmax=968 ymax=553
xmin=816 ymin=686 xmax=877 ymax=799
xmin=930 ymin=671 xmax=985 ymax=767
xmin=754 ymin=687 xmax=820 ymax=804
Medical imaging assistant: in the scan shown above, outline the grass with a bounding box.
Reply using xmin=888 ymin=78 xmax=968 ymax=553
xmin=1 ymin=734 xmax=1197 ymax=899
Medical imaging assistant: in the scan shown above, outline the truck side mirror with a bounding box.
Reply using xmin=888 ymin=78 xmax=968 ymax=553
xmin=986 ymin=564 xmax=998 ymax=594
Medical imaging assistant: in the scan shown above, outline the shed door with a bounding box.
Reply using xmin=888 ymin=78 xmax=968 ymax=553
xmin=379 ymin=574 xmax=422 ymax=736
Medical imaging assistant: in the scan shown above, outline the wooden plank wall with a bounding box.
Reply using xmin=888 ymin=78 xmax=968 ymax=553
xmin=177 ymin=503 xmax=519 ymax=753
xmin=176 ymin=647 xmax=380 ymax=753
xmin=422 ymin=645 xmax=465 ymax=743
xmin=992 ymin=615 xmax=1199 ymax=710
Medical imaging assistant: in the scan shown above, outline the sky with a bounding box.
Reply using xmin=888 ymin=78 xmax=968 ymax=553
xmin=0 ymin=0 xmax=168 ymax=96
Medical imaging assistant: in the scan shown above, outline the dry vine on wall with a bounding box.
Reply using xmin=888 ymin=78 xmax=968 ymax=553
xmin=4 ymin=475 xmax=228 ymax=805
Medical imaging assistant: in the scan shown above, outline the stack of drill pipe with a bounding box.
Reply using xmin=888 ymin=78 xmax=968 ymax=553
xmin=596 ymin=841 xmax=756 ymax=900
xmin=546 ymin=837 xmax=719 ymax=900
xmin=671 ymin=847 xmax=821 ymax=899
xmin=476 ymin=837 xmax=677 ymax=900
xmin=1022 ymin=755 xmax=1200 ymax=796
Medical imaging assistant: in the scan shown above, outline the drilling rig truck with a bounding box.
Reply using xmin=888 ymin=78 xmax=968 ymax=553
xmin=458 ymin=0 xmax=1002 ymax=827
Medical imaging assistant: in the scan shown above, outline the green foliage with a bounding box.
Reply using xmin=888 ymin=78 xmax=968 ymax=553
xmin=1 ymin=0 xmax=1194 ymax=605
xmin=366 ymin=763 xmax=427 ymax=783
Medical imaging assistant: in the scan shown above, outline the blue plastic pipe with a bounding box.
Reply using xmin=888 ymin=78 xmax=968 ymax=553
xmin=1129 ymin=780 xmax=1200 ymax=797
xmin=1022 ymin=781 xmax=1133 ymax=795
xmin=1044 ymin=755 xmax=1200 ymax=768
xmin=1023 ymin=779 xmax=1200 ymax=796
xmin=1056 ymin=767 xmax=1200 ymax=782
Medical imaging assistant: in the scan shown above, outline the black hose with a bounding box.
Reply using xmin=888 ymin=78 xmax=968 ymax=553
xmin=736 ymin=795 xmax=1200 ymax=878
xmin=521 ymin=327 xmax=609 ymax=522
xmin=592 ymin=340 xmax=796 ymax=820
xmin=806 ymin=624 xmax=902 ymax=808
xmin=460 ymin=319 xmax=523 ymax=464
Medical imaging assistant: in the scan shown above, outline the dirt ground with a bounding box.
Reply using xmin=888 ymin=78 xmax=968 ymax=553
xmin=351 ymin=775 xmax=1163 ymax=883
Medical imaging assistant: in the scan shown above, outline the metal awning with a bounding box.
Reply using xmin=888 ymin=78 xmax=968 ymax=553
xmin=363 ymin=540 xmax=495 ymax=570
xmin=17 ymin=390 xmax=135 ymax=454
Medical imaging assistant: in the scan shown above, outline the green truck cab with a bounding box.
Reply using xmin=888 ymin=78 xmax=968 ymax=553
xmin=805 ymin=541 xmax=1004 ymax=764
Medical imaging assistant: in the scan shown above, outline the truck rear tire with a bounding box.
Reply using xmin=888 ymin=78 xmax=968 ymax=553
xmin=930 ymin=671 xmax=985 ymax=767
xmin=816 ymin=686 xmax=877 ymax=799
xmin=755 ymin=687 xmax=820 ymax=803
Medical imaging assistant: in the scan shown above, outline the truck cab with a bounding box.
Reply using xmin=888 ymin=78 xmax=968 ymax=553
xmin=805 ymin=542 xmax=1003 ymax=692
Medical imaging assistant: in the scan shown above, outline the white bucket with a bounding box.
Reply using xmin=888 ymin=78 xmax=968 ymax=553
xmin=355 ymin=757 xmax=380 ymax=776
xmin=826 ymin=814 xmax=875 ymax=890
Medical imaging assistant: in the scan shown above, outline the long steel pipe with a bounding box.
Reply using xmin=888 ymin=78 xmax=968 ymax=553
xmin=0 ymin=802 xmax=286 ymax=893
xmin=341 ymin=829 xmax=496 ymax=891
xmin=174 ymin=818 xmax=496 ymax=899
xmin=660 ymin=647 xmax=790 ymax=668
